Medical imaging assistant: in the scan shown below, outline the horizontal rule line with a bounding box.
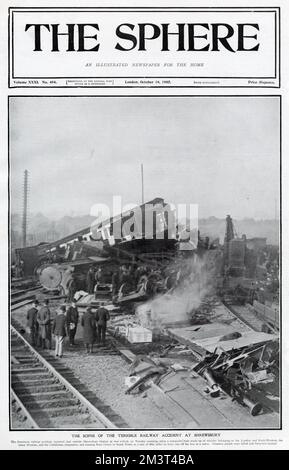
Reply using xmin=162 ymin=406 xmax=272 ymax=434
xmin=10 ymin=10 xmax=277 ymax=13
xmin=8 ymin=86 xmax=280 ymax=89
xmin=8 ymin=7 xmax=280 ymax=11
xmin=11 ymin=76 xmax=277 ymax=80
xmin=7 ymin=95 xmax=282 ymax=97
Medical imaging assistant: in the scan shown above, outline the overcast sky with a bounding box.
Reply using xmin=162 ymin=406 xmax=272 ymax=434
xmin=10 ymin=96 xmax=280 ymax=220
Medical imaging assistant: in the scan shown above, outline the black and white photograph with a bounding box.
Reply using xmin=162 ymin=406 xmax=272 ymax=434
xmin=9 ymin=95 xmax=280 ymax=431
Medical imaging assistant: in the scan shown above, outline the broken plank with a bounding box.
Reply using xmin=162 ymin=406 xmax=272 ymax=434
xmin=109 ymin=337 xmax=136 ymax=363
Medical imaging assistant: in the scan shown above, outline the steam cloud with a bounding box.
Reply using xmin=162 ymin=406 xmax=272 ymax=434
xmin=137 ymin=251 xmax=219 ymax=329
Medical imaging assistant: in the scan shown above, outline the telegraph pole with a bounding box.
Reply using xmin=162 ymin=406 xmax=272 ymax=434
xmin=22 ymin=169 xmax=29 ymax=248
xmin=141 ymin=163 xmax=144 ymax=205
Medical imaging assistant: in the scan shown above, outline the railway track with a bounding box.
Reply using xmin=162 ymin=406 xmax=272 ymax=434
xmin=11 ymin=324 xmax=128 ymax=429
xmin=11 ymin=388 xmax=39 ymax=429
xmin=11 ymin=284 xmax=43 ymax=306
xmin=11 ymin=285 xmax=42 ymax=298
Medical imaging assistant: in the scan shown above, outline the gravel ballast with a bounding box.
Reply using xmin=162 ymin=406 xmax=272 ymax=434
xmin=12 ymin=305 xmax=176 ymax=428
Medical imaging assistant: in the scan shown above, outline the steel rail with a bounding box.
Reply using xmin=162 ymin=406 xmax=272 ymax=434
xmin=11 ymin=325 xmax=116 ymax=429
xmin=11 ymin=388 xmax=40 ymax=429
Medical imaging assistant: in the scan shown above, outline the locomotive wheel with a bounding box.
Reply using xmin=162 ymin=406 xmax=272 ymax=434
xmin=39 ymin=265 xmax=62 ymax=290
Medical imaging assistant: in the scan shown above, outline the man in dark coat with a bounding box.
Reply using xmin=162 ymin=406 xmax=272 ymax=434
xmin=36 ymin=299 xmax=51 ymax=349
xmin=95 ymin=267 xmax=105 ymax=284
xmin=86 ymin=267 xmax=95 ymax=294
xmin=81 ymin=307 xmax=95 ymax=353
xmin=67 ymin=276 xmax=77 ymax=303
xmin=66 ymin=301 xmax=79 ymax=346
xmin=26 ymin=300 xmax=39 ymax=346
xmin=52 ymin=305 xmax=67 ymax=358
xmin=94 ymin=303 xmax=110 ymax=346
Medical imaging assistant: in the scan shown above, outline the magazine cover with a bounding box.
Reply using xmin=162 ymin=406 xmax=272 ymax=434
xmin=0 ymin=0 xmax=288 ymax=457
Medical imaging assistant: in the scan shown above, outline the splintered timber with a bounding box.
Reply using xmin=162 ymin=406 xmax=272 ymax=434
xmin=25 ymin=23 xmax=260 ymax=52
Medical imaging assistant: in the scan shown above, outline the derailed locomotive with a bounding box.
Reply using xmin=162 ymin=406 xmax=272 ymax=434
xmin=16 ymin=197 xmax=210 ymax=302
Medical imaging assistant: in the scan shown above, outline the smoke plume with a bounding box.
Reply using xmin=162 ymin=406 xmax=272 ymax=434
xmin=137 ymin=251 xmax=219 ymax=329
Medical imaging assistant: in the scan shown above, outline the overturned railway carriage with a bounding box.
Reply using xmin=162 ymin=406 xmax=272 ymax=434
xmin=15 ymin=197 xmax=212 ymax=302
xmin=31 ymin=198 xmax=178 ymax=295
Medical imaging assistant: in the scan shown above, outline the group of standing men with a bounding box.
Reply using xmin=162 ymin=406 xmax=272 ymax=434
xmin=86 ymin=264 xmax=145 ymax=299
xmin=26 ymin=299 xmax=52 ymax=349
xmin=81 ymin=303 xmax=110 ymax=354
xmin=86 ymin=267 xmax=105 ymax=294
xmin=26 ymin=299 xmax=79 ymax=357
xmin=52 ymin=302 xmax=79 ymax=357
xmin=26 ymin=298 xmax=109 ymax=357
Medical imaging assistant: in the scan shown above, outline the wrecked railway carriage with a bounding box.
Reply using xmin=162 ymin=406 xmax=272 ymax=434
xmin=16 ymin=197 xmax=211 ymax=301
